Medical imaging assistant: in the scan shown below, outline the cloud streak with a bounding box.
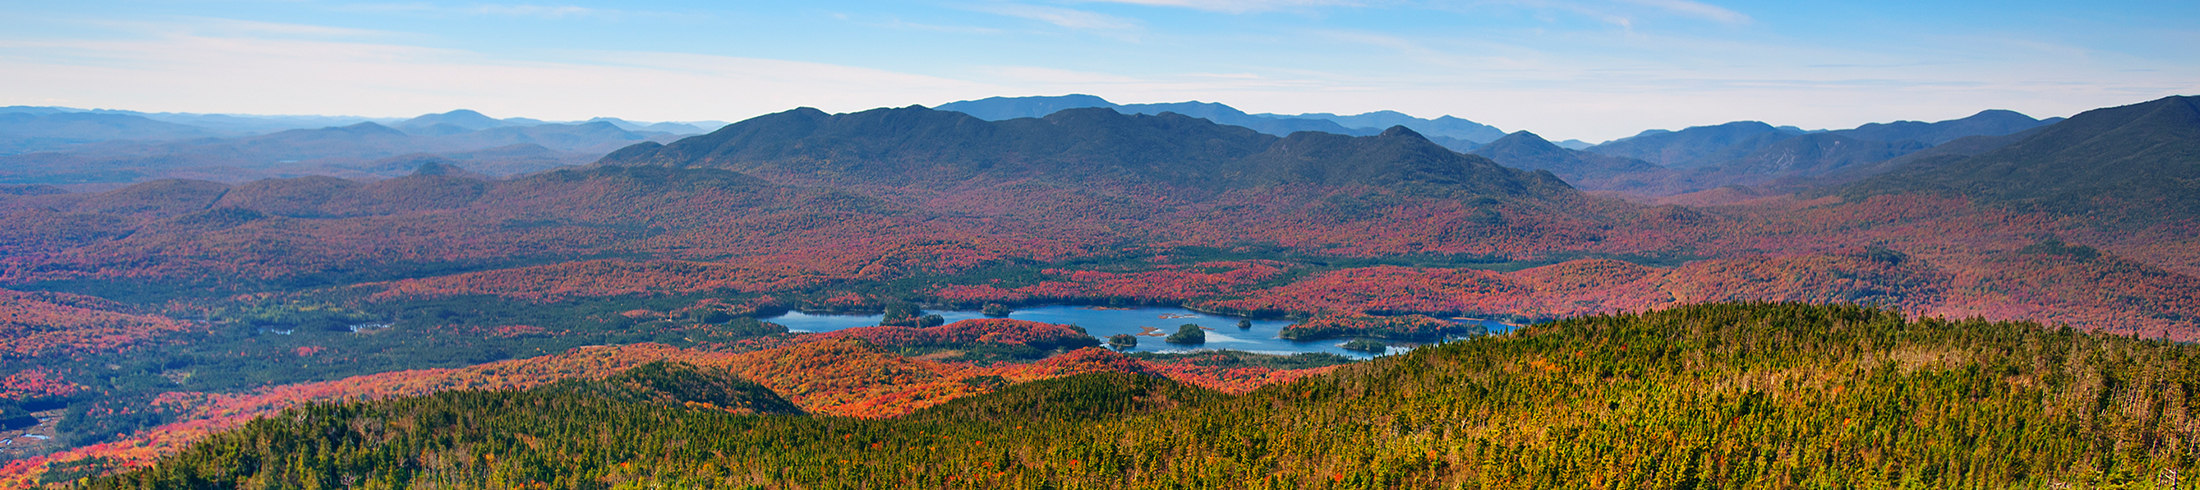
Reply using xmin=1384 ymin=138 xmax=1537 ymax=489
xmin=1611 ymin=0 xmax=1750 ymax=25
xmin=469 ymin=4 xmax=604 ymax=18
xmin=973 ymin=4 xmax=1141 ymax=31
xmin=0 ymin=28 xmax=1005 ymax=122
xmin=3 ymin=3 xmax=2192 ymax=142
xmin=339 ymin=3 xmax=642 ymax=19
xmin=1076 ymin=0 xmax=1367 ymax=14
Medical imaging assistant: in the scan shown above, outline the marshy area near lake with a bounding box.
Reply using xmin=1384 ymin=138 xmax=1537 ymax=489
xmin=768 ymin=305 xmax=1517 ymax=358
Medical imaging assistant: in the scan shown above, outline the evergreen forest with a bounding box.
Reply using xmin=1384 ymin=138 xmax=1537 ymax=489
xmin=73 ymin=303 xmax=2200 ymax=489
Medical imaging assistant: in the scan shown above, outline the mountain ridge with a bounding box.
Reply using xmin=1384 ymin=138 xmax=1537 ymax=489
xmin=599 ymin=105 xmax=1572 ymax=199
xmin=935 ymin=94 xmax=1507 ymax=146
xmin=1842 ymin=95 xmax=2200 ymax=217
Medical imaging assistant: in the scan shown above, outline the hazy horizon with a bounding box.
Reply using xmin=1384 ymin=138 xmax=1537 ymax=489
xmin=3 ymin=1 xmax=2195 ymax=142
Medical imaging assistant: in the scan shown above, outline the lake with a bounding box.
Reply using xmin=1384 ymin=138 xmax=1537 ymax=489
xmin=765 ymin=305 xmax=1516 ymax=359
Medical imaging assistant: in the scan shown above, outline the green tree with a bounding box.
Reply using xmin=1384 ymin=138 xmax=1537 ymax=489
xmin=1106 ymin=334 xmax=1138 ymax=350
xmin=1341 ymin=339 xmax=1387 ymax=353
xmin=1164 ymin=324 xmax=1205 ymax=344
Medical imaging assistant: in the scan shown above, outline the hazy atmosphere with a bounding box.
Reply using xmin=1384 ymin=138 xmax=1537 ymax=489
xmin=5 ymin=0 xmax=2196 ymax=141
xmin=6 ymin=2 xmax=2200 ymax=488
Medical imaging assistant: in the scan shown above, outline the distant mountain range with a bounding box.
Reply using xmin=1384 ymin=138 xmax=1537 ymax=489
xmin=0 ymin=97 xmax=2096 ymax=200
xmin=1582 ymin=110 xmax=2059 ymax=170
xmin=1464 ymin=109 xmax=2067 ymax=196
xmin=932 ymin=95 xmax=2076 ymax=198
xmin=1466 ymin=131 xmax=1667 ymax=193
xmin=0 ymin=106 xmax=395 ymax=135
xmin=0 ymin=106 xmax=723 ymax=158
xmin=0 ymin=117 xmax=687 ymax=186
xmin=934 ymin=94 xmax=1508 ymax=151
xmin=1585 ymin=121 xmax=1809 ymax=168
xmin=1843 ymin=95 xmax=2200 ymax=218
xmin=6 ymin=91 xmax=2200 ymax=490
xmin=383 ymin=110 xmax=718 ymax=137
xmin=0 ymin=112 xmax=226 ymax=154
xmin=0 ymin=108 xmax=724 ymax=187
xmin=600 ymin=105 xmax=1571 ymax=200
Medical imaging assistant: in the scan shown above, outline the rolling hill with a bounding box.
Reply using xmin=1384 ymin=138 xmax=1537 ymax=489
xmin=1467 ymin=130 xmax=1670 ymax=192
xmin=935 ymin=94 xmax=1506 ymax=148
xmin=0 ymin=112 xmax=226 ymax=155
xmin=1828 ymin=109 xmax=2060 ymax=146
xmin=598 ymin=105 xmax=1571 ymax=199
xmin=0 ymin=108 xmax=715 ymax=187
xmin=64 ymin=303 xmax=2200 ymax=489
xmin=1575 ymin=109 xmax=2062 ymax=195
xmin=3 ymin=96 xmax=2200 ymax=485
xmin=1844 ymin=95 xmax=2200 ymax=218
xmin=1583 ymin=121 xmax=1800 ymax=167
xmin=1696 ymin=133 xmax=1929 ymax=179
xmin=0 ymin=120 xmax=686 ymax=186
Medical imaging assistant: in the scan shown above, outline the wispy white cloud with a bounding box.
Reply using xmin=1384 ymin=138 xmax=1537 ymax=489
xmin=876 ymin=19 xmax=1007 ymax=35
xmin=339 ymin=3 xmax=639 ymax=19
xmin=832 ymin=11 xmax=1007 ymax=34
xmin=1080 ymin=0 xmax=1738 ymax=24
xmin=469 ymin=4 xmax=603 ymax=18
xmin=1610 ymin=0 xmax=1749 ymax=25
xmin=972 ymin=4 xmax=1141 ymax=31
xmin=0 ymin=26 xmax=1005 ymax=122
xmin=187 ymin=18 xmax=402 ymax=37
xmin=1075 ymin=0 xmax=1368 ymax=14
xmin=1433 ymin=0 xmax=1746 ymax=31
xmin=4 ymin=4 xmax=2191 ymax=143
xmin=980 ymin=66 xmax=1148 ymax=84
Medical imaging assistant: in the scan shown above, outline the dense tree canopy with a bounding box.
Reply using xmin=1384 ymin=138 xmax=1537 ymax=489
xmin=72 ymin=303 xmax=2200 ymax=489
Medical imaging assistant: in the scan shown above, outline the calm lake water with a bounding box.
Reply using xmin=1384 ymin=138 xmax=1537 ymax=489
xmin=766 ymin=305 xmax=1516 ymax=359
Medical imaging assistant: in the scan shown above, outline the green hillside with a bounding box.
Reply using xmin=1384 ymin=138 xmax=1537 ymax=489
xmin=79 ymin=303 xmax=2200 ymax=489
xmin=595 ymin=106 xmax=1576 ymax=200
xmin=1845 ymin=95 xmax=2200 ymax=218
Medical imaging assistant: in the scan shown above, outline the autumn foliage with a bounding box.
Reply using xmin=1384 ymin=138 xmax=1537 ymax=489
xmin=0 ymin=318 xmax=1330 ymax=486
xmin=1277 ymin=314 xmax=1465 ymax=341
xmin=821 ymin=318 xmax=1099 ymax=351
xmin=4 ymin=129 xmax=2200 ymax=487
xmin=0 ymin=289 xmax=202 ymax=359
xmin=0 ymin=368 xmax=78 ymax=400
xmin=933 ymin=260 xmax=1292 ymax=305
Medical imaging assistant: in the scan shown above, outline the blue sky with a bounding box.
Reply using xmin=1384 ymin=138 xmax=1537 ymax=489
xmin=2 ymin=1 xmax=2194 ymax=141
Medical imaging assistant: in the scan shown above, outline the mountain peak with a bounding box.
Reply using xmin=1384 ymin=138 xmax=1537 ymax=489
xmin=1585 ymin=120 xmax=1790 ymax=167
xmin=1830 ymin=108 xmax=2055 ymax=146
xmin=1504 ymin=130 xmax=1554 ymax=144
xmin=586 ymin=117 xmax=643 ymax=131
xmin=935 ymin=95 xmax=1505 ymax=143
xmin=330 ymin=121 xmax=407 ymax=137
xmin=936 ymin=95 xmax=1118 ymax=120
xmin=1379 ymin=125 xmax=1427 ymax=140
xmin=1843 ymin=94 xmax=2200 ymax=218
xmin=597 ymin=104 xmax=1571 ymax=199
xmin=1470 ymin=131 xmax=1574 ymax=169
xmin=412 ymin=160 xmax=462 ymax=176
xmin=396 ymin=109 xmax=511 ymax=133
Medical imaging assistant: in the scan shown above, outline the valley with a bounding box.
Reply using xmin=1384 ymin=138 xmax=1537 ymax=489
xmin=0 ymin=94 xmax=2195 ymax=488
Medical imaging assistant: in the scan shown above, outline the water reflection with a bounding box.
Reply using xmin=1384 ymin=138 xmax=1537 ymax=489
xmin=765 ymin=305 xmax=1515 ymax=359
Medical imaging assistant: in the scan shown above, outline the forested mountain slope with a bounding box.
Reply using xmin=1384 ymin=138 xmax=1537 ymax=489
xmin=76 ymin=303 xmax=2200 ymax=489
xmin=1846 ymin=95 xmax=2200 ymax=218
xmin=4 ymin=97 xmax=2200 ymax=484
xmin=597 ymin=106 xmax=1572 ymax=199
xmin=934 ymin=94 xmax=1509 ymax=146
xmin=1572 ymin=110 xmax=2060 ymax=196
